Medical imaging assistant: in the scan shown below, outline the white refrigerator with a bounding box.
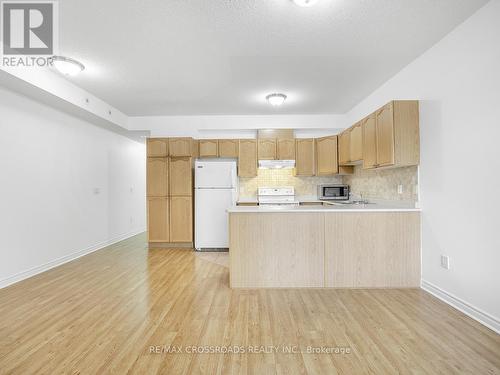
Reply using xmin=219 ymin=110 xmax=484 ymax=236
xmin=194 ymin=159 xmax=238 ymax=251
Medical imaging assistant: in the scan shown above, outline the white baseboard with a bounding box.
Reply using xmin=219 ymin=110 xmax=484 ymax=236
xmin=0 ymin=228 xmax=146 ymax=290
xmin=421 ymin=280 xmax=500 ymax=334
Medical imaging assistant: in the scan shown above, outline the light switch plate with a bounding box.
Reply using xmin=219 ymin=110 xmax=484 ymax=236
xmin=440 ymin=255 xmax=450 ymax=270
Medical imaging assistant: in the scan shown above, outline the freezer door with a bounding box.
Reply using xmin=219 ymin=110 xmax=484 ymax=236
xmin=195 ymin=160 xmax=237 ymax=188
xmin=195 ymin=188 xmax=236 ymax=249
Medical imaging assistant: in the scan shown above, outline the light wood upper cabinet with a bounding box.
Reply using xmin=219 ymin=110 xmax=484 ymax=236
xmin=392 ymin=100 xmax=420 ymax=167
xmin=338 ymin=131 xmax=350 ymax=165
xmin=375 ymin=102 xmax=395 ymax=167
xmin=147 ymin=138 xmax=168 ymax=157
xmin=192 ymin=140 xmax=199 ymax=158
xmin=295 ymin=139 xmax=315 ymax=176
xmin=168 ymin=138 xmax=193 ymax=157
xmin=258 ymin=139 xmax=277 ymax=160
xmin=362 ymin=101 xmax=419 ymax=169
xmin=315 ymin=136 xmax=339 ymax=176
xmin=147 ymin=198 xmax=169 ymax=242
xmin=147 ymin=158 xmax=168 ymax=197
xmin=339 ymin=123 xmax=362 ymax=166
xmin=169 ymin=196 xmax=193 ymax=242
xmin=199 ymin=140 xmax=218 ymax=158
xmin=218 ymin=139 xmax=239 ymax=158
xmin=362 ymin=114 xmax=378 ymax=169
xmin=169 ymin=157 xmax=192 ymax=196
xmin=277 ymin=138 xmax=296 ymax=160
xmin=350 ymin=123 xmax=363 ymax=162
xmin=238 ymin=139 xmax=257 ymax=177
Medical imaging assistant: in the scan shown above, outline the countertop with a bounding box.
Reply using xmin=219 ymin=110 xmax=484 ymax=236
xmin=229 ymin=199 xmax=420 ymax=213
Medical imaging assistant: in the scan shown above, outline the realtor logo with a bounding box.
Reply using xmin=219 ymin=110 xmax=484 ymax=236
xmin=1 ymin=1 xmax=58 ymax=56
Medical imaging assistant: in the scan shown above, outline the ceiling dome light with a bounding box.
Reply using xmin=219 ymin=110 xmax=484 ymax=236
xmin=51 ymin=56 xmax=85 ymax=76
xmin=266 ymin=93 xmax=287 ymax=106
xmin=292 ymin=0 xmax=319 ymax=7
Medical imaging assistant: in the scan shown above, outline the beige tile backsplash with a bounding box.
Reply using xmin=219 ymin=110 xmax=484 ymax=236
xmin=239 ymin=166 xmax=418 ymax=202
xmin=239 ymin=169 xmax=342 ymax=198
xmin=343 ymin=165 xmax=418 ymax=202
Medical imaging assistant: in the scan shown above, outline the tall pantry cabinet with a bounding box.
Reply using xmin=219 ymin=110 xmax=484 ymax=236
xmin=147 ymin=138 xmax=194 ymax=245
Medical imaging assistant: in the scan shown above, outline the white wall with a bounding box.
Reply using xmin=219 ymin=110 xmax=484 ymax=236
xmin=345 ymin=0 xmax=500 ymax=329
xmin=0 ymin=87 xmax=146 ymax=287
xmin=1 ymin=64 xmax=129 ymax=130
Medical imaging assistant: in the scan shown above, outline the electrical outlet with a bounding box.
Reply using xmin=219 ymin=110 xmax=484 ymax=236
xmin=397 ymin=184 xmax=403 ymax=195
xmin=93 ymin=187 xmax=100 ymax=195
xmin=440 ymin=255 xmax=450 ymax=270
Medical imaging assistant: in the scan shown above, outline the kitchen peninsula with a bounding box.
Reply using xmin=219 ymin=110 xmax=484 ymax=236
xmin=228 ymin=203 xmax=421 ymax=288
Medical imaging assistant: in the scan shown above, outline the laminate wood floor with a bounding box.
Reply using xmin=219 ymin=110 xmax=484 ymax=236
xmin=0 ymin=233 xmax=499 ymax=374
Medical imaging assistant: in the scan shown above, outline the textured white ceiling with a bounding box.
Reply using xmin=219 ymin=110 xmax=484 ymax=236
xmin=59 ymin=0 xmax=488 ymax=116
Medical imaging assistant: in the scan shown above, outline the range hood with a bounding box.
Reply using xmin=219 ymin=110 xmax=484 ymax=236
xmin=257 ymin=129 xmax=296 ymax=169
xmin=258 ymin=160 xmax=295 ymax=169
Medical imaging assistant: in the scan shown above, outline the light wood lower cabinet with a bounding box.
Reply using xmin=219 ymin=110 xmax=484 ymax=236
xmin=199 ymin=140 xmax=218 ymax=158
xmin=295 ymin=139 xmax=315 ymax=176
xmin=229 ymin=213 xmax=325 ymax=288
xmin=148 ymin=196 xmax=193 ymax=243
xmin=146 ymin=158 xmax=168 ymax=197
xmin=324 ymin=212 xmax=421 ymax=287
xmin=169 ymin=196 xmax=193 ymax=242
xmin=218 ymin=139 xmax=239 ymax=158
xmin=229 ymin=211 xmax=421 ymax=288
xmin=238 ymin=139 xmax=257 ymax=177
xmin=147 ymin=198 xmax=169 ymax=242
xmin=315 ymin=136 xmax=338 ymax=175
xmin=169 ymin=157 xmax=192 ymax=196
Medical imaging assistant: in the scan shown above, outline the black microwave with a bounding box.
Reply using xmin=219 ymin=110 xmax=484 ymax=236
xmin=318 ymin=184 xmax=349 ymax=200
